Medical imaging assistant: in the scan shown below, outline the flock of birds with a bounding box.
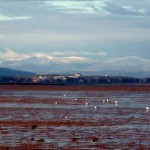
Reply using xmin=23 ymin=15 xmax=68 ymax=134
xmin=53 ymin=94 xmax=150 ymax=112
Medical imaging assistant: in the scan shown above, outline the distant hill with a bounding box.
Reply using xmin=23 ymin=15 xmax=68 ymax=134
xmin=76 ymin=71 xmax=150 ymax=78
xmin=0 ymin=67 xmax=36 ymax=77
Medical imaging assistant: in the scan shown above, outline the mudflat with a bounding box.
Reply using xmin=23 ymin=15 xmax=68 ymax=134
xmin=0 ymin=84 xmax=150 ymax=92
xmin=0 ymin=85 xmax=149 ymax=149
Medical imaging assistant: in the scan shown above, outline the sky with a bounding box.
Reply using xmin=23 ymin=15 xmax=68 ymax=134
xmin=0 ymin=0 xmax=150 ymax=75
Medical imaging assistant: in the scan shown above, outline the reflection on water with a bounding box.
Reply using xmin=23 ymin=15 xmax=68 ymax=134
xmin=0 ymin=90 xmax=149 ymax=149
xmin=0 ymin=90 xmax=149 ymax=108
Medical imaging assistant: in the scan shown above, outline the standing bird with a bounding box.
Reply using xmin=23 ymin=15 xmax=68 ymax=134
xmin=115 ymin=100 xmax=118 ymax=106
xmin=86 ymin=102 xmax=88 ymax=107
xmin=115 ymin=100 xmax=118 ymax=104
xmin=146 ymin=107 xmax=149 ymax=111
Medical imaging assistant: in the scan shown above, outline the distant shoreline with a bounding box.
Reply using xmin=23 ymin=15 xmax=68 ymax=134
xmin=0 ymin=84 xmax=150 ymax=92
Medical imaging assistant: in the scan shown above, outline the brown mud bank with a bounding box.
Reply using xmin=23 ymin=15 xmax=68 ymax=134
xmin=0 ymin=84 xmax=150 ymax=92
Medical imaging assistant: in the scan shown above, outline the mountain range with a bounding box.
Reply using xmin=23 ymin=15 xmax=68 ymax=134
xmin=0 ymin=54 xmax=150 ymax=78
xmin=0 ymin=67 xmax=36 ymax=76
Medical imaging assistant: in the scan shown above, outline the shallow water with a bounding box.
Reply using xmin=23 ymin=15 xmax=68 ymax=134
xmin=0 ymin=90 xmax=149 ymax=149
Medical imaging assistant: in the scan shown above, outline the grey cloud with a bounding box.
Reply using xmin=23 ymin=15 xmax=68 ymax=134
xmin=0 ymin=14 xmax=32 ymax=21
xmin=103 ymin=2 xmax=149 ymax=16
xmin=41 ymin=0 xmax=150 ymax=17
xmin=42 ymin=0 xmax=106 ymax=14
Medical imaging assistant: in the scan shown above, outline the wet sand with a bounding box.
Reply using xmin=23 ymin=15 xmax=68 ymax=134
xmin=0 ymin=85 xmax=150 ymax=149
xmin=0 ymin=84 xmax=150 ymax=92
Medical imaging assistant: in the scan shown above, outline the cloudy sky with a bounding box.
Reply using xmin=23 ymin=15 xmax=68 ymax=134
xmin=0 ymin=0 xmax=150 ymax=75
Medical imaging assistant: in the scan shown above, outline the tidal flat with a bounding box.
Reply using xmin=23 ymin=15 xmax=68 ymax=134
xmin=0 ymin=85 xmax=149 ymax=149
